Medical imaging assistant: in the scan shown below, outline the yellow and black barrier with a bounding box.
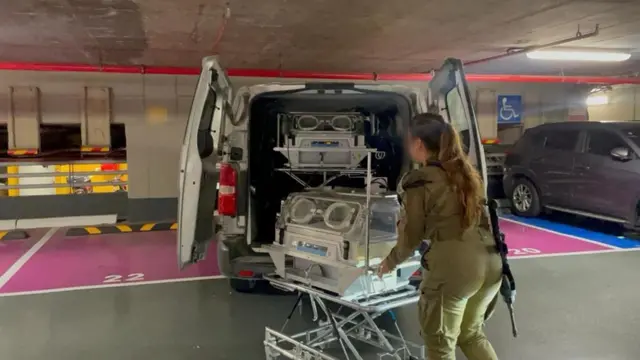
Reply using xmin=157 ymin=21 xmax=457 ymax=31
xmin=0 ymin=230 xmax=30 ymax=241
xmin=65 ymin=222 xmax=177 ymax=236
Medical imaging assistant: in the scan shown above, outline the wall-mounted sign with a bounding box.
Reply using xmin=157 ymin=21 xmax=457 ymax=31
xmin=497 ymin=95 xmax=522 ymax=124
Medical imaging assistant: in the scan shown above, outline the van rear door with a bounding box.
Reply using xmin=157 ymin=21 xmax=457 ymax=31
xmin=428 ymin=58 xmax=487 ymax=184
xmin=178 ymin=57 xmax=232 ymax=268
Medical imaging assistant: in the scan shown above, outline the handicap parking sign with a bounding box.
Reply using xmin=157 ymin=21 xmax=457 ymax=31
xmin=497 ymin=95 xmax=522 ymax=124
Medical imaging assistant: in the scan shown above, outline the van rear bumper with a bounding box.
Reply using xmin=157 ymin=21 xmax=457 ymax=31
xmin=216 ymin=239 xmax=233 ymax=277
xmin=217 ymin=239 xmax=276 ymax=279
xmin=230 ymin=255 xmax=276 ymax=279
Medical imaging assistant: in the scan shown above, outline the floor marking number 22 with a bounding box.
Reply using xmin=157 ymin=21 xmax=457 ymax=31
xmin=103 ymin=273 xmax=145 ymax=283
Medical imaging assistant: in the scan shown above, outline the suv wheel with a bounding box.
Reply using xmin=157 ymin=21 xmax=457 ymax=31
xmin=510 ymin=178 xmax=541 ymax=217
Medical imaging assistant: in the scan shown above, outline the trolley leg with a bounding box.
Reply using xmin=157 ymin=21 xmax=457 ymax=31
xmin=362 ymin=312 xmax=395 ymax=352
xmin=281 ymin=292 xmax=304 ymax=332
xmin=265 ymin=276 xmax=426 ymax=359
xmin=314 ymin=294 xmax=363 ymax=360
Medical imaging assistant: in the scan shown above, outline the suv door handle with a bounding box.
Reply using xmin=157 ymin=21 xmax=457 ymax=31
xmin=575 ymin=165 xmax=590 ymax=170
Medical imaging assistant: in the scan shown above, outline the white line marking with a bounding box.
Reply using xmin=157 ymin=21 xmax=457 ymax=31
xmin=0 ymin=275 xmax=227 ymax=298
xmin=500 ymin=217 xmax=619 ymax=249
xmin=510 ymin=246 xmax=640 ymax=260
xmin=4 ymin=248 xmax=640 ymax=297
xmin=0 ymin=227 xmax=58 ymax=289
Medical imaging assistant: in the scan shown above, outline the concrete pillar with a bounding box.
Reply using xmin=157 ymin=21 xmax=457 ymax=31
xmin=8 ymin=86 xmax=41 ymax=154
xmin=81 ymin=87 xmax=112 ymax=151
xmin=588 ymin=85 xmax=639 ymax=121
xmin=125 ymin=75 xmax=188 ymax=222
xmin=522 ymin=90 xmax=543 ymax=129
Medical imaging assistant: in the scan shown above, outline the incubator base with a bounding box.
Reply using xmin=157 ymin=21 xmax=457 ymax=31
xmin=264 ymin=241 xmax=420 ymax=299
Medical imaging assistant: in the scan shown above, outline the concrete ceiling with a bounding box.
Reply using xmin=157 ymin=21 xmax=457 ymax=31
xmin=1 ymin=0 xmax=639 ymax=76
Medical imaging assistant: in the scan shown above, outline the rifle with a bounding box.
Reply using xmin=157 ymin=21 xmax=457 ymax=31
xmin=487 ymin=199 xmax=518 ymax=338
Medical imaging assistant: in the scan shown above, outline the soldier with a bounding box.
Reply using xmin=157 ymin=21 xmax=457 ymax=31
xmin=378 ymin=112 xmax=502 ymax=360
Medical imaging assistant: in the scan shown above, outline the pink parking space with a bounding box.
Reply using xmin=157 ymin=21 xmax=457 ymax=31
xmin=0 ymin=230 xmax=219 ymax=295
xmin=0 ymin=228 xmax=50 ymax=277
xmin=500 ymin=218 xmax=615 ymax=258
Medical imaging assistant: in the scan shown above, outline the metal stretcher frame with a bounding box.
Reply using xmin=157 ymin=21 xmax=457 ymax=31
xmin=264 ymin=139 xmax=423 ymax=359
xmin=264 ymin=274 xmax=425 ymax=360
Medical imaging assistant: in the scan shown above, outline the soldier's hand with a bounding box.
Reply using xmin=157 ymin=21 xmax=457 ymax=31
xmin=377 ymin=258 xmax=393 ymax=278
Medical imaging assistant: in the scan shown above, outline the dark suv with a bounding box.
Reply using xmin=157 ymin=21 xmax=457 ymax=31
xmin=503 ymin=121 xmax=640 ymax=230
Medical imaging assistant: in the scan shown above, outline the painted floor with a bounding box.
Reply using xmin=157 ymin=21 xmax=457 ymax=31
xmin=0 ymin=215 xmax=638 ymax=296
xmin=0 ymin=229 xmax=219 ymax=296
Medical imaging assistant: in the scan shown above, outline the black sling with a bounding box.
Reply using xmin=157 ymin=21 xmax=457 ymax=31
xmin=487 ymin=198 xmax=518 ymax=338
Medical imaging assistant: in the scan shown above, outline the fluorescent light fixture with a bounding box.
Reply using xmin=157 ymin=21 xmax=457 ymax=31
xmin=586 ymin=94 xmax=609 ymax=106
xmin=527 ymin=50 xmax=631 ymax=62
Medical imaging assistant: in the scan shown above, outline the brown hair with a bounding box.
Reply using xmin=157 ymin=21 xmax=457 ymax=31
xmin=409 ymin=113 xmax=484 ymax=229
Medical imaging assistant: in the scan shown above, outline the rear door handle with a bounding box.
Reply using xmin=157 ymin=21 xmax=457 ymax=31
xmin=575 ymin=165 xmax=590 ymax=170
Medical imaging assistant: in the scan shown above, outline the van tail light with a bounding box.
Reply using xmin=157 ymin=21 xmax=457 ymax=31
xmin=238 ymin=270 xmax=255 ymax=278
xmin=217 ymin=163 xmax=237 ymax=216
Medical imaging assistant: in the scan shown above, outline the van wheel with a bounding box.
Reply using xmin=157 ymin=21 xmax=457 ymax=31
xmin=510 ymin=178 xmax=541 ymax=217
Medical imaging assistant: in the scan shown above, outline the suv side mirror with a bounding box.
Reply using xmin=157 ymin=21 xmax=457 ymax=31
xmin=610 ymin=147 xmax=632 ymax=162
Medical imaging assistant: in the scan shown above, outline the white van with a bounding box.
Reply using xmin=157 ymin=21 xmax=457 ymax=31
xmin=177 ymin=57 xmax=487 ymax=292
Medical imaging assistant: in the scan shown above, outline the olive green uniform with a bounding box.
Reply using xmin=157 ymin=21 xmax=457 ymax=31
xmin=384 ymin=164 xmax=502 ymax=360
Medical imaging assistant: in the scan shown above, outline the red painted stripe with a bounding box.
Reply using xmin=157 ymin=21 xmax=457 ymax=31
xmin=0 ymin=62 xmax=638 ymax=84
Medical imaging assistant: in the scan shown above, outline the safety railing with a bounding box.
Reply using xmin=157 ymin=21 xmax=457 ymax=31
xmin=0 ymin=159 xmax=128 ymax=197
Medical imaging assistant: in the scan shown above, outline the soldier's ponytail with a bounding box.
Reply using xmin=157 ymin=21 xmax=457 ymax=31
xmin=410 ymin=113 xmax=484 ymax=229
xmin=437 ymin=122 xmax=484 ymax=229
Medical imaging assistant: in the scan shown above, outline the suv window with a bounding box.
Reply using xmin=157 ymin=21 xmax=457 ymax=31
xmin=529 ymin=131 xmax=547 ymax=148
xmin=543 ymin=130 xmax=579 ymax=151
xmin=619 ymin=126 xmax=640 ymax=148
xmin=586 ymin=130 xmax=627 ymax=157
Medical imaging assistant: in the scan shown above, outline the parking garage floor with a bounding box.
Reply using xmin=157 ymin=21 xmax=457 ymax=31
xmin=1 ymin=217 xmax=639 ymax=360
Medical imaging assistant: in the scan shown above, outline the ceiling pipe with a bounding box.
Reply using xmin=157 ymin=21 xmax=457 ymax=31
xmin=0 ymin=60 xmax=639 ymax=85
xmin=464 ymin=24 xmax=601 ymax=66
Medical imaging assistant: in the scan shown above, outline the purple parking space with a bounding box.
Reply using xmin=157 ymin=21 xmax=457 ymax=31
xmin=0 ymin=239 xmax=37 ymax=277
xmin=500 ymin=218 xmax=615 ymax=258
xmin=0 ymin=230 xmax=219 ymax=295
xmin=0 ymin=228 xmax=49 ymax=277
xmin=0 ymin=217 xmax=622 ymax=296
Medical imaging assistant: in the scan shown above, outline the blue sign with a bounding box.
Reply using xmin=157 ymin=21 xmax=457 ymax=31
xmin=497 ymin=95 xmax=522 ymax=124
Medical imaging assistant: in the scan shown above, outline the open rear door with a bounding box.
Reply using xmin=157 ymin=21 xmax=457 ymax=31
xmin=178 ymin=57 xmax=232 ymax=268
xmin=428 ymin=58 xmax=487 ymax=184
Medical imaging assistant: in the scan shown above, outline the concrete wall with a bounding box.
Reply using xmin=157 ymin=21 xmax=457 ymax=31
xmin=0 ymin=70 xmax=588 ymax=221
xmin=474 ymin=82 xmax=589 ymax=144
xmin=588 ymin=85 xmax=640 ymax=122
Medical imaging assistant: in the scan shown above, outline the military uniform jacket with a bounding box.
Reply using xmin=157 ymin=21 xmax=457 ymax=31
xmin=385 ymin=162 xmax=492 ymax=269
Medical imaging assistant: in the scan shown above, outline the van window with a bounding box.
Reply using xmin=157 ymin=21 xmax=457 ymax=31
xmin=586 ymin=130 xmax=627 ymax=157
xmin=543 ymin=130 xmax=579 ymax=151
xmin=197 ymin=88 xmax=217 ymax=158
